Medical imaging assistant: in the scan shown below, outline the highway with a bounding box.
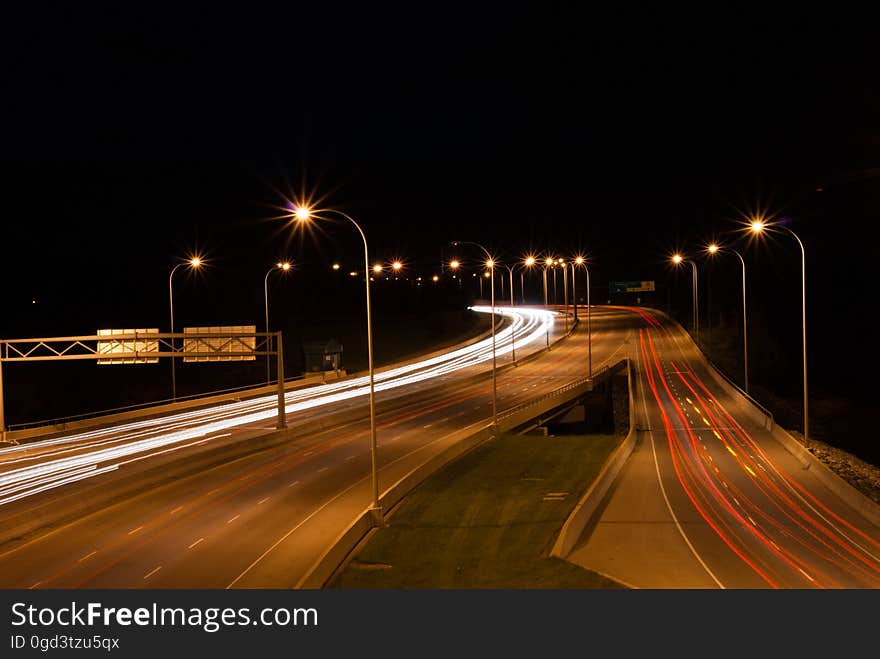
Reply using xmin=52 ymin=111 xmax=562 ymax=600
xmin=0 ymin=305 xmax=632 ymax=588
xmin=569 ymin=307 xmax=880 ymax=588
xmin=5 ymin=304 xmax=876 ymax=589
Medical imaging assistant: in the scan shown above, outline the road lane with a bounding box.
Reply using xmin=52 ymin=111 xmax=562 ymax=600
xmin=569 ymin=307 xmax=880 ymax=588
xmin=0 ymin=306 xmax=634 ymax=587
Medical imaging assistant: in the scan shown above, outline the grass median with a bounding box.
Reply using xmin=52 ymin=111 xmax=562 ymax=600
xmin=330 ymin=430 xmax=626 ymax=588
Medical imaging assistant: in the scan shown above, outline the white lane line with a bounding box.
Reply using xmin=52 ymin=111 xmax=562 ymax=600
xmin=640 ymin=357 xmax=725 ymax=589
xmin=317 ymin=467 xmax=328 ymax=473
xmin=346 ymin=455 xmax=356 ymax=461
xmin=288 ymin=480 xmax=300 ymax=488
xmin=227 ymin=515 xmax=240 ymax=524
xmin=78 ymin=550 xmax=97 ymax=562
xmin=29 ymin=581 xmax=42 ymax=589
xmin=258 ymin=497 xmax=270 ymax=505
xmin=422 ymin=424 xmax=432 ymax=429
xmin=143 ymin=566 xmax=162 ymax=580
xmin=188 ymin=538 xmax=204 ymax=549
xmin=128 ymin=526 xmax=143 ymax=535
xmin=302 ymin=450 xmax=314 ymax=456
xmin=170 ymin=506 xmax=183 ymax=515
xmin=206 ymin=488 xmax=220 ymax=496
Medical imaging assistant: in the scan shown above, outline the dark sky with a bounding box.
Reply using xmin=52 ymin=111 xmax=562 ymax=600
xmin=1 ymin=3 xmax=878 ymax=394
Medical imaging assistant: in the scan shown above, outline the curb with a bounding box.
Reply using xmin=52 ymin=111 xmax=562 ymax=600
xmin=550 ymin=360 xmax=635 ymax=558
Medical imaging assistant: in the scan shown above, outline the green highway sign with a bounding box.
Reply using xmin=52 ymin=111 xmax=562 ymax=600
xmin=609 ymin=281 xmax=655 ymax=293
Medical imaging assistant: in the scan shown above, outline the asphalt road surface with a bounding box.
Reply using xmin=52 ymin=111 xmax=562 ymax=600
xmin=0 ymin=305 xmax=631 ymax=588
xmin=569 ymin=307 xmax=880 ymax=588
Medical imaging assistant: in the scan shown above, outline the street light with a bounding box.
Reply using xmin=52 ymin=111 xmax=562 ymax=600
xmin=558 ymin=257 xmax=569 ymax=331
xmin=169 ymin=256 xmax=202 ymax=401
xmin=707 ymin=243 xmax=749 ymax=393
xmin=672 ymin=253 xmax=699 ymax=339
xmin=452 ymin=240 xmax=498 ymax=431
xmin=750 ymin=219 xmax=809 ymax=444
xmin=293 ymin=205 xmax=382 ymax=521
xmin=264 ymin=261 xmax=291 ymax=384
xmin=522 ymin=255 xmax=536 ymax=304
xmin=573 ymin=256 xmax=592 ymax=377
xmin=542 ymin=256 xmax=554 ymax=306
xmin=500 ymin=263 xmax=518 ymax=364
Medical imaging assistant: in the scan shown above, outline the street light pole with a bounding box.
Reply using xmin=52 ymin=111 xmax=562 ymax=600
xmin=503 ymin=264 xmax=516 ymax=364
xmin=784 ymin=226 xmax=808 ymax=446
xmin=453 ymin=241 xmax=497 ymax=431
xmin=749 ymin=219 xmax=808 ymax=444
xmin=575 ymin=258 xmax=592 ymax=377
xmin=672 ymin=254 xmax=698 ymax=340
xmin=264 ymin=261 xmax=291 ymax=385
xmin=168 ymin=257 xmax=201 ymax=401
xmin=561 ymin=260 xmax=568 ymax=332
xmin=294 ymin=207 xmax=381 ymax=519
xmin=708 ymin=244 xmax=749 ymax=393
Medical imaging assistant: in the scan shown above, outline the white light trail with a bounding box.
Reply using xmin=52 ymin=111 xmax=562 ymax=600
xmin=0 ymin=307 xmax=555 ymax=506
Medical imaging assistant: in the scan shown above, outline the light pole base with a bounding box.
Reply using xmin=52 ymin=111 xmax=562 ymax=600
xmin=368 ymin=506 xmax=385 ymax=527
xmin=276 ymin=421 xmax=287 ymax=431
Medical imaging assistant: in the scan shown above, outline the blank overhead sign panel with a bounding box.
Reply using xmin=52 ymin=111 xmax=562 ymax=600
xmin=96 ymin=329 xmax=160 ymax=365
xmin=609 ymin=281 xmax=655 ymax=293
xmin=183 ymin=325 xmax=256 ymax=362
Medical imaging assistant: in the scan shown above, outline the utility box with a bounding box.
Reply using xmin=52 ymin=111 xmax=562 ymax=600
xmin=302 ymin=338 xmax=344 ymax=373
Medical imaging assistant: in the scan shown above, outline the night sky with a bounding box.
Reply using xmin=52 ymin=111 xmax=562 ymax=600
xmin=1 ymin=4 xmax=878 ymax=453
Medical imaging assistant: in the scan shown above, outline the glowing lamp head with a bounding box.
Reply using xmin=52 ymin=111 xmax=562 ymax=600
xmin=750 ymin=219 xmax=766 ymax=233
xmin=392 ymin=261 xmax=403 ymax=271
xmin=575 ymin=256 xmax=584 ymax=265
xmin=672 ymin=254 xmax=683 ymax=264
xmin=373 ymin=264 xmax=383 ymax=273
xmin=293 ymin=206 xmax=311 ymax=221
xmin=485 ymin=259 xmax=494 ymax=269
xmin=449 ymin=259 xmax=460 ymax=269
xmin=524 ymin=256 xmax=536 ymax=267
xmin=278 ymin=261 xmax=291 ymax=271
xmin=190 ymin=257 xmax=201 ymax=268
xmin=545 ymin=257 xmax=554 ymax=266
xmin=332 ymin=263 xmax=340 ymax=270
xmin=432 ymin=275 xmax=439 ymax=282
xmin=707 ymin=244 xmax=719 ymax=254
xmin=483 ymin=271 xmax=490 ymax=278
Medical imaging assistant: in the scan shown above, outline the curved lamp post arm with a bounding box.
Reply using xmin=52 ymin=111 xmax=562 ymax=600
xmin=731 ymin=249 xmax=748 ymax=394
xmin=324 ymin=209 xmax=380 ymax=513
xmin=782 ymin=226 xmax=808 ymax=445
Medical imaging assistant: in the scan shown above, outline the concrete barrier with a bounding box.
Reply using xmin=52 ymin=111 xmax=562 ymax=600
xmin=550 ymin=360 xmax=636 ymax=559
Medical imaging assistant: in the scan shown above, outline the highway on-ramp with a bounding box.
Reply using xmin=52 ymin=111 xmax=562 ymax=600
xmin=568 ymin=307 xmax=880 ymax=588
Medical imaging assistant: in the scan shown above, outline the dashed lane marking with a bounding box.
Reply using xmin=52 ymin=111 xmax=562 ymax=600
xmin=143 ymin=566 xmax=162 ymax=580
